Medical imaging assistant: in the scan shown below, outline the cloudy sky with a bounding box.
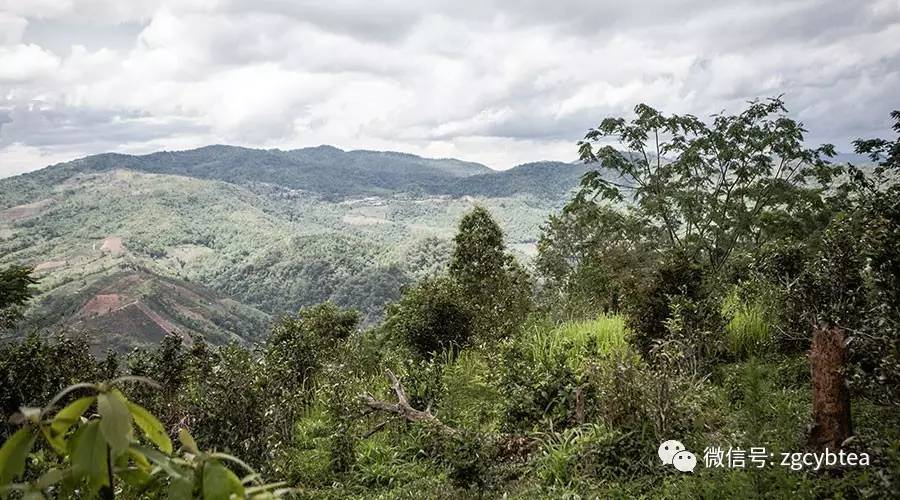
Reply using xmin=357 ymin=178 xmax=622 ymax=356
xmin=0 ymin=0 xmax=898 ymax=177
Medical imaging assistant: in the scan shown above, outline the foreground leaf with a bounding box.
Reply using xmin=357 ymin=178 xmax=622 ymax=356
xmin=0 ymin=428 xmax=36 ymax=485
xmin=35 ymin=468 xmax=64 ymax=490
xmin=202 ymin=461 xmax=244 ymax=500
xmin=126 ymin=400 xmax=172 ymax=454
xmin=178 ymin=428 xmax=199 ymax=455
xmin=97 ymin=391 xmax=133 ymax=457
xmin=168 ymin=474 xmax=194 ymax=500
xmin=70 ymin=421 xmax=109 ymax=489
xmin=46 ymin=396 xmax=95 ymax=454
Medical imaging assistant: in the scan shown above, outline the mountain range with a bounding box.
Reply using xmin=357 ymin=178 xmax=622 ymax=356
xmin=1 ymin=145 xmax=592 ymax=352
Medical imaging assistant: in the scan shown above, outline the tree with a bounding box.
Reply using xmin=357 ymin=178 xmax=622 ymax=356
xmin=793 ymin=110 xmax=900 ymax=447
xmin=838 ymin=110 xmax=900 ymax=406
xmin=383 ymin=277 xmax=473 ymax=359
xmin=449 ymin=206 xmax=532 ymax=341
xmin=536 ymin=201 xmax=657 ymax=317
xmin=575 ymin=97 xmax=839 ymax=271
xmin=0 ymin=266 xmax=38 ymax=330
xmin=265 ymin=303 xmax=360 ymax=434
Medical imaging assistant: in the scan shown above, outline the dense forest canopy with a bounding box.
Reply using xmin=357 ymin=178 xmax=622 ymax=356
xmin=1 ymin=100 xmax=899 ymax=498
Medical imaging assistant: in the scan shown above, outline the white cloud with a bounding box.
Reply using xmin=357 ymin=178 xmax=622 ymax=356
xmin=0 ymin=12 xmax=27 ymax=44
xmin=0 ymin=44 xmax=60 ymax=82
xmin=0 ymin=142 xmax=74 ymax=176
xmin=0 ymin=0 xmax=898 ymax=178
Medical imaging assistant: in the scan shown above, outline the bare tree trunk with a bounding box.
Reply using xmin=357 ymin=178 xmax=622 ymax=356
xmin=809 ymin=324 xmax=852 ymax=450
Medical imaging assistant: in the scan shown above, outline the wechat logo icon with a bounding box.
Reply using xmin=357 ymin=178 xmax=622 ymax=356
xmin=659 ymin=440 xmax=697 ymax=472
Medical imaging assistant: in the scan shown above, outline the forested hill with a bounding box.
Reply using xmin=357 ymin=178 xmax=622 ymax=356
xmin=0 ymin=145 xmax=589 ymax=205
xmin=0 ymin=145 xmax=591 ymax=352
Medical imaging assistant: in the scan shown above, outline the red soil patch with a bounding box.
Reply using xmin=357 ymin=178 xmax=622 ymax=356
xmin=134 ymin=301 xmax=180 ymax=338
xmin=79 ymin=294 xmax=122 ymax=316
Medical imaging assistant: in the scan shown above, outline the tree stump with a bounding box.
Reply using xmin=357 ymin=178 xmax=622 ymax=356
xmin=809 ymin=325 xmax=852 ymax=450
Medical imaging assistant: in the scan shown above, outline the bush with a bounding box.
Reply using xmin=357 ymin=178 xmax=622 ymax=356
xmin=587 ymin=351 xmax=717 ymax=443
xmin=383 ymin=277 xmax=473 ymax=359
xmin=0 ymin=333 xmax=101 ymax=440
xmin=623 ymin=253 xmax=715 ymax=360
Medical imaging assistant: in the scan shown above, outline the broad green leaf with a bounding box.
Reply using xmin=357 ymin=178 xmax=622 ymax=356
xmin=0 ymin=428 xmax=36 ymax=486
xmin=97 ymin=391 xmax=133 ymax=457
xmin=126 ymin=400 xmax=172 ymax=454
xmin=202 ymin=461 xmax=244 ymax=500
xmin=117 ymin=467 xmax=151 ymax=487
xmin=128 ymin=448 xmax=152 ymax=471
xmin=168 ymin=475 xmax=194 ymax=500
xmin=178 ymin=429 xmax=199 ymax=455
xmin=136 ymin=446 xmax=184 ymax=479
xmin=46 ymin=396 xmax=95 ymax=454
xmin=70 ymin=421 xmax=109 ymax=489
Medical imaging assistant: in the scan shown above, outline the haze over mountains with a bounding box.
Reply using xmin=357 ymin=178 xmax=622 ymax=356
xmin=0 ymin=145 xmax=593 ymax=352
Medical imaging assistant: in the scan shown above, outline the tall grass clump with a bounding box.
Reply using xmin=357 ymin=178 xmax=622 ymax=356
xmin=723 ymin=291 xmax=771 ymax=358
xmin=525 ymin=314 xmax=629 ymax=371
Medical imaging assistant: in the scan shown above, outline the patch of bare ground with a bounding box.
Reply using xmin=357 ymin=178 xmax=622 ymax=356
xmin=1 ymin=198 xmax=54 ymax=222
xmin=100 ymin=236 xmax=125 ymax=255
xmin=34 ymin=260 xmax=67 ymax=272
xmin=78 ymin=294 xmax=123 ymax=317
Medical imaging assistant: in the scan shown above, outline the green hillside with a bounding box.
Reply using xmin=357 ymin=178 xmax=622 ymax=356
xmin=0 ymin=148 xmax=585 ymax=350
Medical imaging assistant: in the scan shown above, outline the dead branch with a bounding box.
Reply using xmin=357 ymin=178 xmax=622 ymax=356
xmin=361 ymin=369 xmax=456 ymax=435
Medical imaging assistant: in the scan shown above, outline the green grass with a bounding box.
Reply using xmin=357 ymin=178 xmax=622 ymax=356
xmin=723 ymin=296 xmax=771 ymax=358
xmin=526 ymin=314 xmax=630 ymax=371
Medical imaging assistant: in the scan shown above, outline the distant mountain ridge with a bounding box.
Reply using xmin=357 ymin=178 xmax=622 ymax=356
xmin=1 ymin=145 xmax=587 ymax=208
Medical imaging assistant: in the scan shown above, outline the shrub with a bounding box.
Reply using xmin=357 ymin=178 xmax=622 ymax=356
xmin=623 ymin=253 xmax=713 ymax=359
xmin=383 ymin=277 xmax=473 ymax=359
xmin=587 ymin=351 xmax=716 ymax=442
xmin=0 ymin=333 xmax=101 ymax=440
xmin=0 ymin=379 xmax=287 ymax=499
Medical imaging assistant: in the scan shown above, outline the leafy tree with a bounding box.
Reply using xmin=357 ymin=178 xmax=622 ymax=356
xmin=0 ymin=266 xmax=38 ymax=330
xmin=265 ymin=302 xmax=360 ymax=442
xmin=575 ymin=97 xmax=839 ymax=271
xmin=384 ymin=277 xmax=473 ymax=359
xmin=449 ymin=207 xmax=532 ymax=341
xmin=0 ymin=334 xmax=100 ymax=440
xmin=536 ymin=201 xmax=657 ymax=317
xmin=830 ymin=110 xmax=900 ymax=405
